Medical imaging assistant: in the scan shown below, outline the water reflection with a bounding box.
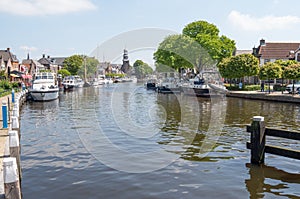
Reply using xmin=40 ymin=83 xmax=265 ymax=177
xmin=225 ymin=98 xmax=300 ymax=130
xmin=156 ymin=93 xmax=228 ymax=162
xmin=21 ymin=85 xmax=300 ymax=198
xmin=245 ymin=163 xmax=300 ymax=198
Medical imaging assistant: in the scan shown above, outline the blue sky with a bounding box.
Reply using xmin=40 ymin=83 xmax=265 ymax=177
xmin=1 ymin=0 xmax=300 ymax=65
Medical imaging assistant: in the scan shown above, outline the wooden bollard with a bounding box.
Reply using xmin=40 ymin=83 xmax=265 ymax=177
xmin=9 ymin=130 xmax=21 ymax=179
xmin=250 ymin=116 xmax=266 ymax=165
xmin=3 ymin=157 xmax=21 ymax=199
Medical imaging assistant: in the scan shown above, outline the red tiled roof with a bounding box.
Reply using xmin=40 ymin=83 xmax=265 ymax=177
xmin=258 ymin=43 xmax=300 ymax=59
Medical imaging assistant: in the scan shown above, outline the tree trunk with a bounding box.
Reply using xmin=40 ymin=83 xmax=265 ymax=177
xmin=268 ymin=79 xmax=271 ymax=94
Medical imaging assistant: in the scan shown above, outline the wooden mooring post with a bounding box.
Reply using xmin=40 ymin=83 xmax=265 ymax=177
xmin=247 ymin=116 xmax=300 ymax=165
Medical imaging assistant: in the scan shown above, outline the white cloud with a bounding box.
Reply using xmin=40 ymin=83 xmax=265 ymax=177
xmin=228 ymin=10 xmax=300 ymax=31
xmin=20 ymin=46 xmax=38 ymax=52
xmin=0 ymin=0 xmax=97 ymax=16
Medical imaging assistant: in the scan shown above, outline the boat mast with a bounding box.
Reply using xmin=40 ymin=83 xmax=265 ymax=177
xmin=84 ymin=56 xmax=87 ymax=82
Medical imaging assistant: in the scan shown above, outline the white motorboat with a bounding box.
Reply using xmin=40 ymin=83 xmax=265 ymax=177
xmin=29 ymin=72 xmax=59 ymax=101
xmin=74 ymin=75 xmax=84 ymax=88
xmin=62 ymin=76 xmax=77 ymax=91
xmin=182 ymin=70 xmax=226 ymax=97
xmin=157 ymin=77 xmax=181 ymax=93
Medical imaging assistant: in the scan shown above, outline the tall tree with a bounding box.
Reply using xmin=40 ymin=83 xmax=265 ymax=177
xmin=154 ymin=34 xmax=214 ymax=73
xmin=217 ymin=54 xmax=259 ymax=83
xmin=182 ymin=20 xmax=236 ymax=63
xmin=77 ymin=56 xmax=99 ymax=79
xmin=63 ymin=55 xmax=84 ymax=75
xmin=259 ymin=62 xmax=282 ymax=93
xmin=133 ymin=60 xmax=153 ymax=78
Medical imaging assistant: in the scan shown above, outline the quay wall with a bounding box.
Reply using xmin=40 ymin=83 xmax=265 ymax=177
xmin=226 ymin=91 xmax=300 ymax=104
xmin=0 ymin=90 xmax=27 ymax=199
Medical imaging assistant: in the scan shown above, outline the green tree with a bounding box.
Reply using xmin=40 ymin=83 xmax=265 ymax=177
xmin=259 ymin=62 xmax=282 ymax=93
xmin=182 ymin=20 xmax=236 ymax=63
xmin=58 ymin=69 xmax=71 ymax=78
xmin=217 ymin=57 xmax=235 ymax=86
xmin=283 ymin=63 xmax=300 ymax=94
xmin=77 ymin=56 xmax=99 ymax=79
xmin=154 ymin=34 xmax=214 ymax=73
xmin=63 ymin=55 xmax=84 ymax=75
xmin=274 ymin=60 xmax=297 ymax=93
xmin=133 ymin=60 xmax=153 ymax=78
xmin=217 ymin=54 xmax=259 ymax=85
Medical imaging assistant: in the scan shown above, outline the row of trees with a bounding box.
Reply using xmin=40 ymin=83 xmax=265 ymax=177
xmin=218 ymin=54 xmax=300 ymax=89
xmin=59 ymin=55 xmax=154 ymax=79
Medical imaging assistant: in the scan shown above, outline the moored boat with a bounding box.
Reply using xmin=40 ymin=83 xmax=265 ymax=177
xmin=157 ymin=77 xmax=181 ymax=94
xmin=62 ymin=76 xmax=77 ymax=91
xmin=181 ymin=77 xmax=211 ymax=97
xmin=29 ymin=72 xmax=59 ymax=101
xmin=145 ymin=79 xmax=158 ymax=90
xmin=74 ymin=75 xmax=84 ymax=88
xmin=182 ymin=70 xmax=226 ymax=97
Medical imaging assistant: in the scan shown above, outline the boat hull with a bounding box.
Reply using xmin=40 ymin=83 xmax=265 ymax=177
xmin=146 ymin=83 xmax=157 ymax=90
xmin=63 ymin=84 xmax=75 ymax=91
xmin=30 ymin=89 xmax=59 ymax=101
xmin=182 ymin=87 xmax=211 ymax=97
xmin=157 ymin=86 xmax=181 ymax=94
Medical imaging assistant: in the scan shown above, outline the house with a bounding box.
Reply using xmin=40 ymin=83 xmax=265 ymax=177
xmin=50 ymin=57 xmax=66 ymax=70
xmin=294 ymin=47 xmax=300 ymax=62
xmin=233 ymin=50 xmax=252 ymax=56
xmin=22 ymin=54 xmax=44 ymax=75
xmin=38 ymin=54 xmax=65 ymax=73
xmin=253 ymin=39 xmax=300 ymax=65
xmin=0 ymin=48 xmax=19 ymax=77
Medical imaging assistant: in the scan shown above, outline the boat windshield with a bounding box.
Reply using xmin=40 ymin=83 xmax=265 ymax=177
xmin=35 ymin=73 xmax=54 ymax=80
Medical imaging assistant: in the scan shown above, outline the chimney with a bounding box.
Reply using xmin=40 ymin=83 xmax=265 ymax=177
xmin=6 ymin=47 xmax=10 ymax=52
xmin=252 ymin=46 xmax=257 ymax=56
xmin=43 ymin=54 xmax=45 ymax=58
xmin=27 ymin=53 xmax=30 ymax=60
xmin=47 ymin=55 xmax=50 ymax=59
xmin=260 ymin=39 xmax=266 ymax=46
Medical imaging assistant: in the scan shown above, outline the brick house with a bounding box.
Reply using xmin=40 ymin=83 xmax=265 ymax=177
xmin=0 ymin=48 xmax=19 ymax=78
xmin=22 ymin=54 xmax=45 ymax=76
xmin=38 ymin=54 xmax=66 ymax=73
xmin=253 ymin=39 xmax=300 ymax=65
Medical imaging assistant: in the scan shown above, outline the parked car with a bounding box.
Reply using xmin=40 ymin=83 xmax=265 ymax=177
xmin=286 ymin=82 xmax=300 ymax=94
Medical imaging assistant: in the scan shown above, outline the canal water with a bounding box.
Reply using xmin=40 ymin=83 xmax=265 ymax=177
xmin=20 ymin=83 xmax=300 ymax=199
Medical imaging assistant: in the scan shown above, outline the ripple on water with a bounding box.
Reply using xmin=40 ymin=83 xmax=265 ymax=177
xmin=20 ymin=86 xmax=300 ymax=199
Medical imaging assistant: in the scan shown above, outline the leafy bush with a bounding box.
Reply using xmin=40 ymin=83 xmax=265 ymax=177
xmin=273 ymin=84 xmax=286 ymax=91
xmin=0 ymin=80 xmax=12 ymax=90
xmin=11 ymin=82 xmax=20 ymax=88
xmin=106 ymin=73 xmax=125 ymax=78
xmin=225 ymin=84 xmax=261 ymax=91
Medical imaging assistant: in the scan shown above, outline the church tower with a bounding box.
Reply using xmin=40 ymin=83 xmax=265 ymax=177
xmin=121 ymin=49 xmax=130 ymax=73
